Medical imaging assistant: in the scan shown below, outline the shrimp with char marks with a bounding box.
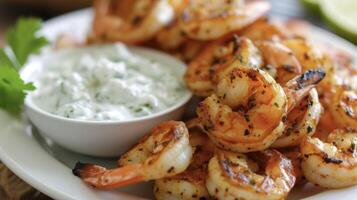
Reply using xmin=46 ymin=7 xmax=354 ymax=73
xmin=210 ymin=36 xmax=263 ymax=85
xmin=206 ymin=149 xmax=296 ymax=200
xmin=256 ymin=40 xmax=302 ymax=84
xmin=329 ymin=86 xmax=357 ymax=130
xmin=185 ymin=36 xmax=263 ymax=97
xmin=90 ymin=0 xmax=175 ymax=44
xmin=154 ymin=118 xmax=214 ymax=200
xmin=279 ymin=147 xmax=305 ymax=184
xmin=283 ymin=38 xmax=335 ymax=92
xmin=301 ymin=129 xmax=357 ymax=188
xmin=210 ymin=37 xmax=303 ymax=89
xmin=155 ymin=20 xmax=189 ymax=50
xmin=155 ymin=0 xmax=189 ymax=50
xmin=240 ymin=18 xmax=290 ymax=42
xmin=197 ymin=68 xmax=325 ymax=152
xmin=73 ymin=121 xmax=193 ymax=189
xmin=272 ymin=88 xmax=322 ymax=148
xmin=179 ymin=0 xmax=270 ymax=40
xmin=172 ymin=39 xmax=207 ymax=63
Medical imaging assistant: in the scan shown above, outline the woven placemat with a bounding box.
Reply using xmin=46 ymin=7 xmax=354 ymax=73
xmin=0 ymin=162 xmax=51 ymax=200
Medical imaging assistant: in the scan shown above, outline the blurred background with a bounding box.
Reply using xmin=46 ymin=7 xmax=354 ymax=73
xmin=0 ymin=0 xmax=92 ymax=46
xmin=0 ymin=0 xmax=355 ymax=45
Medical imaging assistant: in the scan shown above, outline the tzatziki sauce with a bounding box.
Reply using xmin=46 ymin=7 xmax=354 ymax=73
xmin=30 ymin=44 xmax=187 ymax=121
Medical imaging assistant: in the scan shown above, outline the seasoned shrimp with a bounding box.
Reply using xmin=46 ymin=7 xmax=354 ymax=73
xmin=90 ymin=0 xmax=175 ymax=44
xmin=280 ymin=147 xmax=305 ymax=184
xmin=256 ymin=40 xmax=302 ymax=84
xmin=184 ymin=40 xmax=219 ymax=96
xmin=314 ymin=115 xmax=339 ymax=141
xmin=155 ymin=20 xmax=188 ymax=50
xmin=174 ymin=39 xmax=207 ymax=63
xmin=283 ymin=38 xmax=335 ymax=91
xmin=334 ymin=67 xmax=357 ymax=91
xmin=317 ymin=43 xmax=357 ymax=91
xmin=329 ymin=86 xmax=357 ymax=129
xmin=154 ymin=0 xmax=189 ymax=50
xmin=168 ymin=0 xmax=189 ymax=13
xmin=184 ymin=35 xmax=262 ymax=97
xmin=206 ymin=149 xmax=296 ymax=200
xmin=314 ymin=88 xmax=340 ymax=139
xmin=272 ymin=88 xmax=322 ymax=148
xmin=301 ymin=129 xmax=357 ymax=188
xmin=210 ymin=36 xmax=263 ymax=85
xmin=154 ymin=119 xmax=214 ymax=200
xmin=318 ymin=91 xmax=340 ymax=125
xmin=179 ymin=0 xmax=270 ymax=40
xmin=240 ymin=18 xmax=310 ymax=42
xmin=240 ymin=18 xmax=290 ymax=42
xmin=317 ymin=42 xmax=354 ymax=76
xmin=197 ymin=68 xmax=325 ymax=152
xmin=73 ymin=121 xmax=193 ymax=189
xmin=284 ymin=19 xmax=311 ymax=38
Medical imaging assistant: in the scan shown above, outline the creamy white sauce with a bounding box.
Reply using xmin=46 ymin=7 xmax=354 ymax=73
xmin=30 ymin=44 xmax=187 ymax=121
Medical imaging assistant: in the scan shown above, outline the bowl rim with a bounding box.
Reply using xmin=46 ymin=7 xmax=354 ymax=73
xmin=23 ymin=44 xmax=192 ymax=125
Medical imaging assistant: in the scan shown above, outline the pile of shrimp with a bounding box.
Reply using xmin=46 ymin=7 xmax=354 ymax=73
xmin=71 ymin=0 xmax=357 ymax=199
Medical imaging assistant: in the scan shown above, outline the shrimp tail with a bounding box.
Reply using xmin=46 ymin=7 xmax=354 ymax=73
xmin=73 ymin=162 xmax=106 ymax=178
xmin=285 ymin=69 xmax=326 ymax=111
xmin=287 ymin=68 xmax=326 ymax=90
xmin=73 ymin=162 xmax=145 ymax=189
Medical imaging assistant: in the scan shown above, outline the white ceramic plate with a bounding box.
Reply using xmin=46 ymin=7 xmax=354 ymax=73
xmin=1 ymin=9 xmax=357 ymax=200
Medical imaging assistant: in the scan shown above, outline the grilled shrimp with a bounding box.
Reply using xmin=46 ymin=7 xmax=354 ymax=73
xmin=319 ymin=45 xmax=357 ymax=91
xmin=197 ymin=68 xmax=325 ymax=152
xmin=206 ymin=149 xmax=296 ymax=200
xmin=155 ymin=20 xmax=188 ymax=50
xmin=73 ymin=121 xmax=193 ymax=189
xmin=329 ymin=86 xmax=357 ymax=129
xmin=173 ymin=40 xmax=207 ymax=63
xmin=240 ymin=18 xmax=311 ymax=42
xmin=272 ymin=88 xmax=322 ymax=148
xmin=284 ymin=19 xmax=311 ymax=38
xmin=154 ymin=119 xmax=214 ymax=200
xmin=280 ymin=147 xmax=305 ymax=184
xmin=184 ymin=35 xmax=262 ymax=97
xmin=240 ymin=18 xmax=290 ymax=42
xmin=210 ymin=36 xmax=263 ymax=84
xmin=301 ymin=129 xmax=357 ymax=188
xmin=314 ymin=113 xmax=339 ymax=141
xmin=334 ymin=66 xmax=357 ymax=91
xmin=90 ymin=0 xmax=175 ymax=44
xmin=179 ymin=0 xmax=270 ymax=40
xmin=154 ymin=0 xmax=190 ymax=50
xmin=256 ymin=40 xmax=302 ymax=84
xmin=283 ymin=38 xmax=335 ymax=91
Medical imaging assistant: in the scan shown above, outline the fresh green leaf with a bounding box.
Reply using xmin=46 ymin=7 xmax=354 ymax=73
xmin=0 ymin=17 xmax=47 ymax=115
xmin=6 ymin=17 xmax=48 ymax=67
xmin=0 ymin=65 xmax=35 ymax=114
xmin=0 ymin=49 xmax=15 ymax=69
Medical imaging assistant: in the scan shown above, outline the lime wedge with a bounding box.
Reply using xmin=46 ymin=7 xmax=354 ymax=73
xmin=321 ymin=0 xmax=357 ymax=43
xmin=301 ymin=0 xmax=320 ymax=13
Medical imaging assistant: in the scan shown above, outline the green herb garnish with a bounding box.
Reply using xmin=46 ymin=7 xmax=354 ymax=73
xmin=6 ymin=18 xmax=49 ymax=68
xmin=0 ymin=17 xmax=48 ymax=114
xmin=0 ymin=66 xmax=35 ymax=113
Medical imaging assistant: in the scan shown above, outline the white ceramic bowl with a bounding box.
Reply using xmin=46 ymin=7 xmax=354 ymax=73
xmin=22 ymin=45 xmax=192 ymax=157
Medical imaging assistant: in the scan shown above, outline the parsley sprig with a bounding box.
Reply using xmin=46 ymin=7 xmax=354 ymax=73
xmin=0 ymin=18 xmax=48 ymax=114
